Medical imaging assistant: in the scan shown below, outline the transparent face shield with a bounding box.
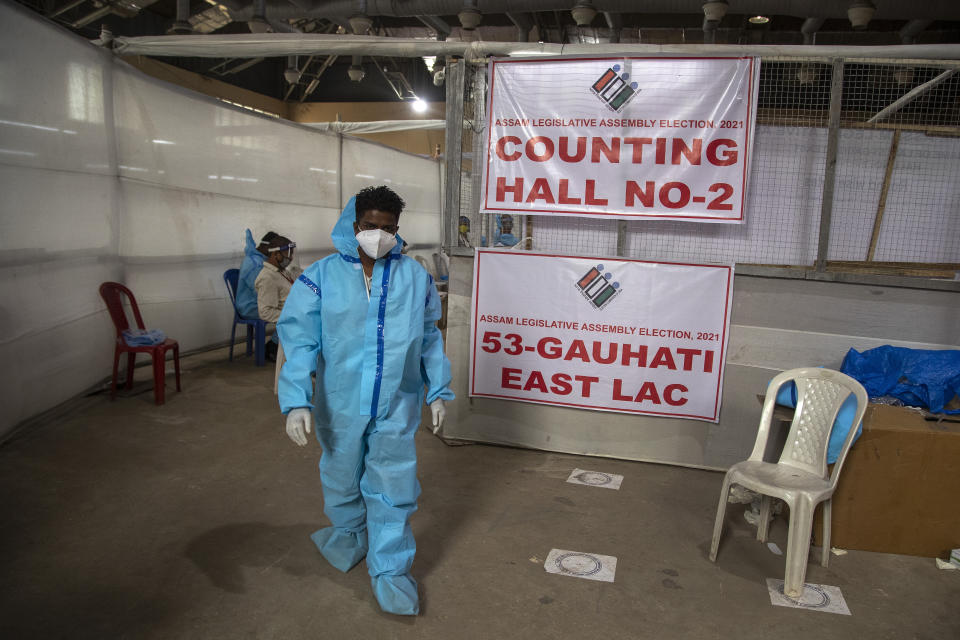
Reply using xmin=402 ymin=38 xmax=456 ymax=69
xmin=269 ymin=242 xmax=298 ymax=271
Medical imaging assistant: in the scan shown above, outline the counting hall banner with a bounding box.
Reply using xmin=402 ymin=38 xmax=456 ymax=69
xmin=469 ymin=249 xmax=733 ymax=422
xmin=481 ymin=56 xmax=759 ymax=222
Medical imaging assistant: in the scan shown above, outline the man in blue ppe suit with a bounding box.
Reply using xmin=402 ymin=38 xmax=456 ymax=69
xmin=277 ymin=185 xmax=454 ymax=616
xmin=237 ymin=229 xmax=278 ymax=318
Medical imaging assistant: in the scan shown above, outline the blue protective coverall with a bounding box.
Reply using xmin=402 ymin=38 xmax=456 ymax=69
xmin=237 ymin=229 xmax=265 ymax=318
xmin=277 ymin=198 xmax=454 ymax=615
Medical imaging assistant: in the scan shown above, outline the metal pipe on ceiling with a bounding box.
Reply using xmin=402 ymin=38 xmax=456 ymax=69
xmin=899 ymin=19 xmax=933 ymax=44
xmin=49 ymin=0 xmax=88 ymax=19
xmin=71 ymin=5 xmax=113 ymax=28
xmin=222 ymin=0 xmax=960 ymax=22
xmin=301 ymin=119 xmax=456 ymax=133
xmin=168 ymin=0 xmax=193 ymax=34
xmin=110 ymin=33 xmax=960 ymax=60
xmin=800 ymin=17 xmax=825 ymax=45
xmin=506 ymin=12 xmax=534 ymax=42
xmin=604 ymin=12 xmax=622 ymax=44
xmin=247 ymin=0 xmax=270 ymax=32
xmin=702 ymin=18 xmax=718 ymax=45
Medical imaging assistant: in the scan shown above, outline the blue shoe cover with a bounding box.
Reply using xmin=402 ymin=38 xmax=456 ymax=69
xmin=371 ymin=573 xmax=419 ymax=616
xmin=310 ymin=526 xmax=367 ymax=573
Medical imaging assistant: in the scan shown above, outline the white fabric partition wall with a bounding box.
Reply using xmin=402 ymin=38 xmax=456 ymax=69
xmin=340 ymin=137 xmax=444 ymax=248
xmin=0 ymin=4 xmax=120 ymax=436
xmin=0 ymin=3 xmax=442 ymax=438
xmin=112 ymin=65 xmax=345 ymax=351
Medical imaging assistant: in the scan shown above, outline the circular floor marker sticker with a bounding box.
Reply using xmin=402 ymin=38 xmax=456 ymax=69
xmin=574 ymin=471 xmax=613 ymax=486
xmin=555 ymin=552 xmax=603 ymax=576
xmin=777 ymin=583 xmax=832 ymax=608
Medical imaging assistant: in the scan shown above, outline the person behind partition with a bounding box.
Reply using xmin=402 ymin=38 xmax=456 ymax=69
xmin=237 ymin=229 xmax=278 ymax=318
xmin=458 ymin=215 xmax=473 ymax=247
xmin=495 ymin=214 xmax=519 ymax=247
xmin=276 ymin=185 xmax=454 ymax=616
xmin=255 ymin=235 xmax=296 ymax=361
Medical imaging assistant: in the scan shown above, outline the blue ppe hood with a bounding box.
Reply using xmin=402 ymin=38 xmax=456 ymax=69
xmin=332 ymin=197 xmax=405 ymax=259
xmin=244 ymin=228 xmax=258 ymax=256
xmin=237 ymin=228 xmax=267 ymax=319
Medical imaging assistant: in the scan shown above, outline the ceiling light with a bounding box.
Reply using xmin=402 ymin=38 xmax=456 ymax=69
xmin=847 ymin=1 xmax=875 ymax=31
xmin=702 ymin=1 xmax=728 ymax=23
xmin=458 ymin=8 xmax=482 ymax=31
xmin=748 ymin=15 xmax=770 ymax=25
xmin=284 ymin=67 xmax=301 ymax=84
xmin=422 ymin=56 xmax=436 ymax=72
xmin=167 ymin=20 xmax=193 ymax=35
xmin=348 ymin=14 xmax=372 ymax=35
xmin=411 ymin=98 xmax=427 ymax=113
xmin=571 ymin=4 xmax=597 ymax=27
xmin=247 ymin=15 xmax=271 ymax=34
xmin=348 ymin=65 xmax=365 ymax=82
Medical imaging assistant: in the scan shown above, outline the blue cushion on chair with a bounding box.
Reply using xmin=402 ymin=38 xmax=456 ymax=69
xmin=122 ymin=328 xmax=166 ymax=346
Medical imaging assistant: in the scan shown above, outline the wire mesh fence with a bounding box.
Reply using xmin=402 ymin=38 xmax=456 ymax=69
xmin=451 ymin=56 xmax=960 ymax=276
xmin=833 ymin=60 xmax=960 ymax=267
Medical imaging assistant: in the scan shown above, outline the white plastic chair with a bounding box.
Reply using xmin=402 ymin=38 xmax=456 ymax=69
xmin=708 ymin=368 xmax=868 ymax=598
xmin=414 ymin=255 xmax=433 ymax=278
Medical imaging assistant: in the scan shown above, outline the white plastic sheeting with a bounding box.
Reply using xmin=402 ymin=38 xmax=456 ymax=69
xmin=0 ymin=3 xmax=120 ymax=436
xmin=0 ymin=3 xmax=441 ymax=438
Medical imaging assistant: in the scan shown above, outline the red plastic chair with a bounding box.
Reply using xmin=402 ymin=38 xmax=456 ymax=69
xmin=98 ymin=282 xmax=181 ymax=405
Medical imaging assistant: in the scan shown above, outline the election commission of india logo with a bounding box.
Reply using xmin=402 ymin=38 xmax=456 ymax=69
xmin=590 ymin=64 xmax=640 ymax=113
xmin=575 ymin=264 xmax=621 ymax=310
xmin=554 ymin=552 xmax=604 ymax=577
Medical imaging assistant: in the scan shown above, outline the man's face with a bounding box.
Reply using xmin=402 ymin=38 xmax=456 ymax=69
xmin=269 ymin=248 xmax=289 ymax=267
xmin=355 ymin=209 xmax=400 ymax=236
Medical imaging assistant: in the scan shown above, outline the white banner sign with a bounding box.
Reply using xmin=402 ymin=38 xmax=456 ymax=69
xmin=481 ymin=56 xmax=759 ymax=223
xmin=469 ymin=249 xmax=734 ymax=422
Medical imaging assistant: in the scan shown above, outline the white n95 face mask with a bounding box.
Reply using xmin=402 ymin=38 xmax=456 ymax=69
xmin=356 ymin=229 xmax=397 ymax=259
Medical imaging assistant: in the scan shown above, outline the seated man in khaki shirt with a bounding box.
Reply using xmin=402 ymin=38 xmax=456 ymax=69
xmin=255 ymin=236 xmax=296 ymax=360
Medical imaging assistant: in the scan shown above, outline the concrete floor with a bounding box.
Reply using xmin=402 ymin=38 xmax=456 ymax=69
xmin=1 ymin=348 xmax=958 ymax=640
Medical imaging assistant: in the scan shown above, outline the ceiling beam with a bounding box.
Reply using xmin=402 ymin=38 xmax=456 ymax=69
xmin=416 ymin=15 xmax=450 ymax=40
xmin=49 ymin=0 xmax=87 ymax=19
xmin=506 ymin=12 xmax=533 ymax=41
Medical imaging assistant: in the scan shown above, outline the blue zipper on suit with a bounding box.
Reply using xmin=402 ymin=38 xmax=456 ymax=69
xmin=370 ymin=254 xmax=398 ymax=417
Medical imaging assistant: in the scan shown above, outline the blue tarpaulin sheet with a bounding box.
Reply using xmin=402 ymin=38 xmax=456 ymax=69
xmin=840 ymin=346 xmax=960 ymax=415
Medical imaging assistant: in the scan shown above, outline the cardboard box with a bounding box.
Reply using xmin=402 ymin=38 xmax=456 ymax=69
xmin=813 ymin=404 xmax=960 ymax=558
